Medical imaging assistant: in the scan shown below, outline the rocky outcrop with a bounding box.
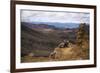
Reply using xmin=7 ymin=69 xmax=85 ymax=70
xmin=49 ymin=41 xmax=74 ymax=60
xmin=49 ymin=41 xmax=89 ymax=60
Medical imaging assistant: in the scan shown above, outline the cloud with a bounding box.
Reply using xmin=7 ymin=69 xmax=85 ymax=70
xmin=21 ymin=10 xmax=90 ymax=24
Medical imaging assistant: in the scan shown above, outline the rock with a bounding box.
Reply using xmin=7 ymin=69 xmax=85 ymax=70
xmin=49 ymin=47 xmax=74 ymax=60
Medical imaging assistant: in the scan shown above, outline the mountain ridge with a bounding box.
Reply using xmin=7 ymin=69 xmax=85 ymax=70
xmin=21 ymin=22 xmax=81 ymax=29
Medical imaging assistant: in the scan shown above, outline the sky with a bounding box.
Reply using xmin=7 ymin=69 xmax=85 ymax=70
xmin=21 ymin=10 xmax=90 ymax=24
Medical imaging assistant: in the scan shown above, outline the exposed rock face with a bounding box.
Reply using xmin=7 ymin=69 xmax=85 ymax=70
xmin=49 ymin=43 xmax=89 ymax=60
xmin=49 ymin=46 xmax=75 ymax=60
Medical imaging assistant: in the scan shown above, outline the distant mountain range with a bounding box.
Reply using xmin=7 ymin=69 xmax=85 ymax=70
xmin=21 ymin=22 xmax=57 ymax=29
xmin=22 ymin=22 xmax=81 ymax=29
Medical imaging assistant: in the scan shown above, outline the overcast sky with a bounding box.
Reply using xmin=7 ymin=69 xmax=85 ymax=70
xmin=21 ymin=10 xmax=90 ymax=24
